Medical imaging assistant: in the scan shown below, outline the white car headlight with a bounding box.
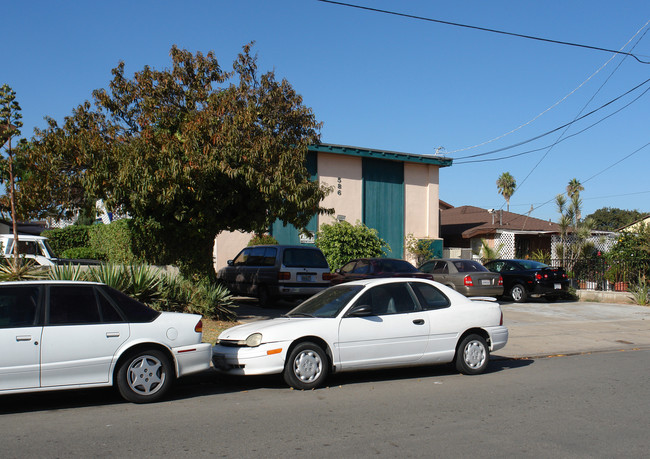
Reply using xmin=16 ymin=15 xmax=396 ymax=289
xmin=245 ymin=333 xmax=263 ymax=347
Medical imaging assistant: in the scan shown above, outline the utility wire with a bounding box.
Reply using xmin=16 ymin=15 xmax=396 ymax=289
xmin=317 ymin=1 xmax=650 ymax=64
xmin=453 ymin=78 xmax=650 ymax=162
xmin=446 ymin=19 xmax=650 ymax=155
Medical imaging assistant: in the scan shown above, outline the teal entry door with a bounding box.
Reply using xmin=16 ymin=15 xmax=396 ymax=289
xmin=362 ymin=158 xmax=404 ymax=258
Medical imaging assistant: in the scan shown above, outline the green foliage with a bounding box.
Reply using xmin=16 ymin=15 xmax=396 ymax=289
xmin=585 ymin=208 xmax=646 ymax=231
xmin=88 ymin=220 xmax=138 ymax=264
xmin=405 ymin=234 xmax=435 ymax=267
xmin=60 ymin=246 xmax=106 ymax=260
xmin=476 ymin=239 xmax=503 ymax=263
xmin=316 ymin=221 xmax=389 ymax=270
xmin=87 ymin=263 xmax=128 ymax=291
xmin=48 ymin=263 xmax=86 ymax=281
xmin=496 ymin=172 xmax=516 ymax=211
xmin=530 ymin=249 xmax=551 ymax=264
xmin=609 ymin=223 xmax=650 ymax=260
xmin=42 ymin=225 xmax=92 ymax=255
xmin=555 ymin=182 xmax=594 ymax=269
xmin=21 ymin=44 xmax=332 ymax=279
xmin=248 ymin=234 xmax=278 ymax=246
xmin=629 ymin=281 xmax=649 ymax=306
xmin=0 ymin=258 xmax=45 ymax=281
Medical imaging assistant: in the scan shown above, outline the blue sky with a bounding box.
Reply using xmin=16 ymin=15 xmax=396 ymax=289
xmin=4 ymin=0 xmax=650 ymax=222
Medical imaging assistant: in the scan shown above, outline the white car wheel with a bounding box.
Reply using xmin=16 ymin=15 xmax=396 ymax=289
xmin=283 ymin=342 xmax=329 ymax=390
xmin=455 ymin=334 xmax=489 ymax=375
xmin=117 ymin=350 xmax=173 ymax=403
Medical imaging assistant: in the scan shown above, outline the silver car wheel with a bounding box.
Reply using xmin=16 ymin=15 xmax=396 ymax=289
xmin=463 ymin=340 xmax=486 ymax=369
xmin=126 ymin=354 xmax=166 ymax=395
xmin=293 ymin=350 xmax=323 ymax=382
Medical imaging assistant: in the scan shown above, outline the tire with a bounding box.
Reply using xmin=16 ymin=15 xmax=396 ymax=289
xmin=455 ymin=334 xmax=489 ymax=375
xmin=510 ymin=284 xmax=528 ymax=303
xmin=117 ymin=349 xmax=174 ymax=403
xmin=283 ymin=342 xmax=329 ymax=390
xmin=258 ymin=285 xmax=274 ymax=307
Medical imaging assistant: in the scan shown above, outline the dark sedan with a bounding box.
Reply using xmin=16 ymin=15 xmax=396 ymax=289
xmin=330 ymin=258 xmax=434 ymax=285
xmin=483 ymin=259 xmax=569 ymax=303
xmin=419 ymin=258 xmax=503 ymax=297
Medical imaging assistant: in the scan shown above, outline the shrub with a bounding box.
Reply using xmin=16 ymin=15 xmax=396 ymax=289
xmin=89 ymin=220 xmax=138 ymax=264
xmin=42 ymin=226 xmax=92 ymax=255
xmin=405 ymin=234 xmax=436 ymax=267
xmin=60 ymin=247 xmax=107 ymax=260
xmin=0 ymin=258 xmax=46 ymax=281
xmin=248 ymin=233 xmax=278 ymax=246
xmin=48 ymin=263 xmax=86 ymax=281
xmin=316 ymin=220 xmax=389 ymax=270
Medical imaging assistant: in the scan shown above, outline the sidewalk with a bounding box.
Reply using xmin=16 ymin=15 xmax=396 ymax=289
xmin=494 ymin=301 xmax=650 ymax=359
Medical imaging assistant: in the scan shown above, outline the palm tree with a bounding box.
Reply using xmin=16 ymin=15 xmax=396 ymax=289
xmin=496 ymin=172 xmax=516 ymax=211
xmin=566 ymin=178 xmax=583 ymax=199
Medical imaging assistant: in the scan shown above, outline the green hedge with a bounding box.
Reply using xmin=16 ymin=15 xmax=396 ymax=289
xmin=42 ymin=226 xmax=93 ymax=256
xmin=61 ymin=247 xmax=107 ymax=260
xmin=88 ymin=220 xmax=138 ymax=264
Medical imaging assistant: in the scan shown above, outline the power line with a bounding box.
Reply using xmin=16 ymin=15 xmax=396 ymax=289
xmin=452 ymin=78 xmax=650 ymax=163
xmin=317 ymin=0 xmax=650 ymax=64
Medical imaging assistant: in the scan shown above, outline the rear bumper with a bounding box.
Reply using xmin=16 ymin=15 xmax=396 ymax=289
xmin=486 ymin=326 xmax=509 ymax=352
xmin=459 ymin=286 xmax=504 ymax=297
xmin=173 ymin=342 xmax=213 ymax=377
xmin=271 ymin=283 xmax=329 ymax=299
xmin=531 ymin=281 xmax=569 ymax=297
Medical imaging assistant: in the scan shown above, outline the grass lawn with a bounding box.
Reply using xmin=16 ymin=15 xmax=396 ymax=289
xmin=202 ymin=318 xmax=239 ymax=344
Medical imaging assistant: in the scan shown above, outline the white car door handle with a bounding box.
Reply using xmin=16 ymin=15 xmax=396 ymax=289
xmin=16 ymin=335 xmax=32 ymax=342
xmin=106 ymin=332 xmax=121 ymax=338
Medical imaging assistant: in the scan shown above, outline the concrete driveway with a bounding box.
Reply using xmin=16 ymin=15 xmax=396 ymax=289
xmin=233 ymin=297 xmax=650 ymax=359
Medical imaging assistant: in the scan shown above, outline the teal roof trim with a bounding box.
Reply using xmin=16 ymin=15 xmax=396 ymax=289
xmin=309 ymin=143 xmax=453 ymax=167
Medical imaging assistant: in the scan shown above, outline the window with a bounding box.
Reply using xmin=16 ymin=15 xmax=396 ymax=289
xmin=97 ymin=290 xmax=125 ymax=322
xmin=354 ymin=283 xmax=418 ymax=315
xmin=246 ymin=247 xmax=267 ymax=266
xmin=409 ymin=282 xmax=450 ymax=310
xmin=433 ymin=261 xmax=448 ymax=274
xmin=453 ymin=260 xmax=487 ymax=273
xmin=101 ymin=286 xmax=160 ymax=323
xmin=232 ymin=248 xmax=252 ymax=266
xmin=283 ymin=248 xmax=329 ymax=268
xmin=352 ymin=260 xmax=370 ymax=274
xmin=262 ymin=248 xmax=277 ymax=266
xmin=0 ymin=286 xmax=40 ymax=328
xmin=17 ymin=241 xmax=44 ymax=256
xmin=49 ymin=286 xmax=100 ymax=325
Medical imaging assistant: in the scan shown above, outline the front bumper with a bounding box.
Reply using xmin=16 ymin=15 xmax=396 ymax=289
xmin=212 ymin=342 xmax=290 ymax=376
xmin=173 ymin=342 xmax=213 ymax=377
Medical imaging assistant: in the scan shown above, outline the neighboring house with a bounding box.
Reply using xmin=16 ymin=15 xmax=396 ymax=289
xmin=617 ymin=215 xmax=650 ymax=233
xmin=213 ymin=143 xmax=453 ymax=269
xmin=440 ymin=205 xmax=616 ymax=260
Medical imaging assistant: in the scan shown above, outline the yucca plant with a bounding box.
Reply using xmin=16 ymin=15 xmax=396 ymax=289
xmin=87 ymin=263 xmax=128 ymax=291
xmin=0 ymin=258 xmax=46 ymax=281
xmin=48 ymin=263 xmax=87 ymax=281
xmin=126 ymin=264 xmax=163 ymax=306
xmin=189 ymin=280 xmax=237 ymax=321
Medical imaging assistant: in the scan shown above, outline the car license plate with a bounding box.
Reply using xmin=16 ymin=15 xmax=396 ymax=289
xmin=554 ymin=283 xmax=561 ymax=289
xmin=481 ymin=280 xmax=490 ymax=286
xmin=298 ymin=274 xmax=314 ymax=282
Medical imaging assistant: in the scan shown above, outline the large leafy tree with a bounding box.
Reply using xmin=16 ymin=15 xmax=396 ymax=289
xmin=496 ymin=172 xmax=516 ymax=211
xmin=21 ymin=44 xmax=332 ymax=277
xmin=586 ymin=207 xmax=646 ymax=231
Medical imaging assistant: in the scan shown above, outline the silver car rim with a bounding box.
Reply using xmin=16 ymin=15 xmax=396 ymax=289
xmin=127 ymin=355 xmax=166 ymax=395
xmin=512 ymin=286 xmax=524 ymax=301
xmin=463 ymin=340 xmax=486 ymax=369
xmin=293 ymin=350 xmax=323 ymax=382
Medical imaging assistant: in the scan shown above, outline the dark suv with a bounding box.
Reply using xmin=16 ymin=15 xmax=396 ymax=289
xmin=217 ymin=245 xmax=331 ymax=306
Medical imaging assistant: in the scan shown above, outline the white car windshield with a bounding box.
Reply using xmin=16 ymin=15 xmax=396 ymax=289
xmin=286 ymin=285 xmax=363 ymax=318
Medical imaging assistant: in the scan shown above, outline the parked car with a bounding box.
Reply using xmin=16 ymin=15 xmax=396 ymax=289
xmin=0 ymin=234 xmax=101 ymax=266
xmin=419 ymin=258 xmax=503 ymax=297
xmin=483 ymin=259 xmax=569 ymax=303
xmin=216 ymin=245 xmax=331 ymax=306
xmin=329 ymin=258 xmax=433 ymax=285
xmin=0 ymin=281 xmax=212 ymax=403
xmin=212 ymin=278 xmax=508 ymax=389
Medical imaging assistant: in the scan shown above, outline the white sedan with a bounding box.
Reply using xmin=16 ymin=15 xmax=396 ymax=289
xmin=212 ymin=278 xmax=508 ymax=389
xmin=0 ymin=281 xmax=212 ymax=403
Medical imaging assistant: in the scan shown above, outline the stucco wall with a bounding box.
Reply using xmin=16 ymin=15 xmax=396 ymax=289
xmin=317 ymin=152 xmax=363 ymax=225
xmin=404 ymin=163 xmax=440 ymax=240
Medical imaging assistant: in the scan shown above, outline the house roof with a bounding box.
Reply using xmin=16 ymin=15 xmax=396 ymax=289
xmin=440 ymin=205 xmax=561 ymax=239
xmin=310 ymin=143 xmax=453 ymax=167
xmin=616 ymin=214 xmax=650 ymax=232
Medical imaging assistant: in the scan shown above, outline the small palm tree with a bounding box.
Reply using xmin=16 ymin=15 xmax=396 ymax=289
xmin=566 ymin=178 xmax=584 ymax=199
xmin=496 ymin=172 xmax=516 ymax=211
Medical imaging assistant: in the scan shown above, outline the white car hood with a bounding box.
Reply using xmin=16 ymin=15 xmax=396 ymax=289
xmin=219 ymin=317 xmax=321 ymax=343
